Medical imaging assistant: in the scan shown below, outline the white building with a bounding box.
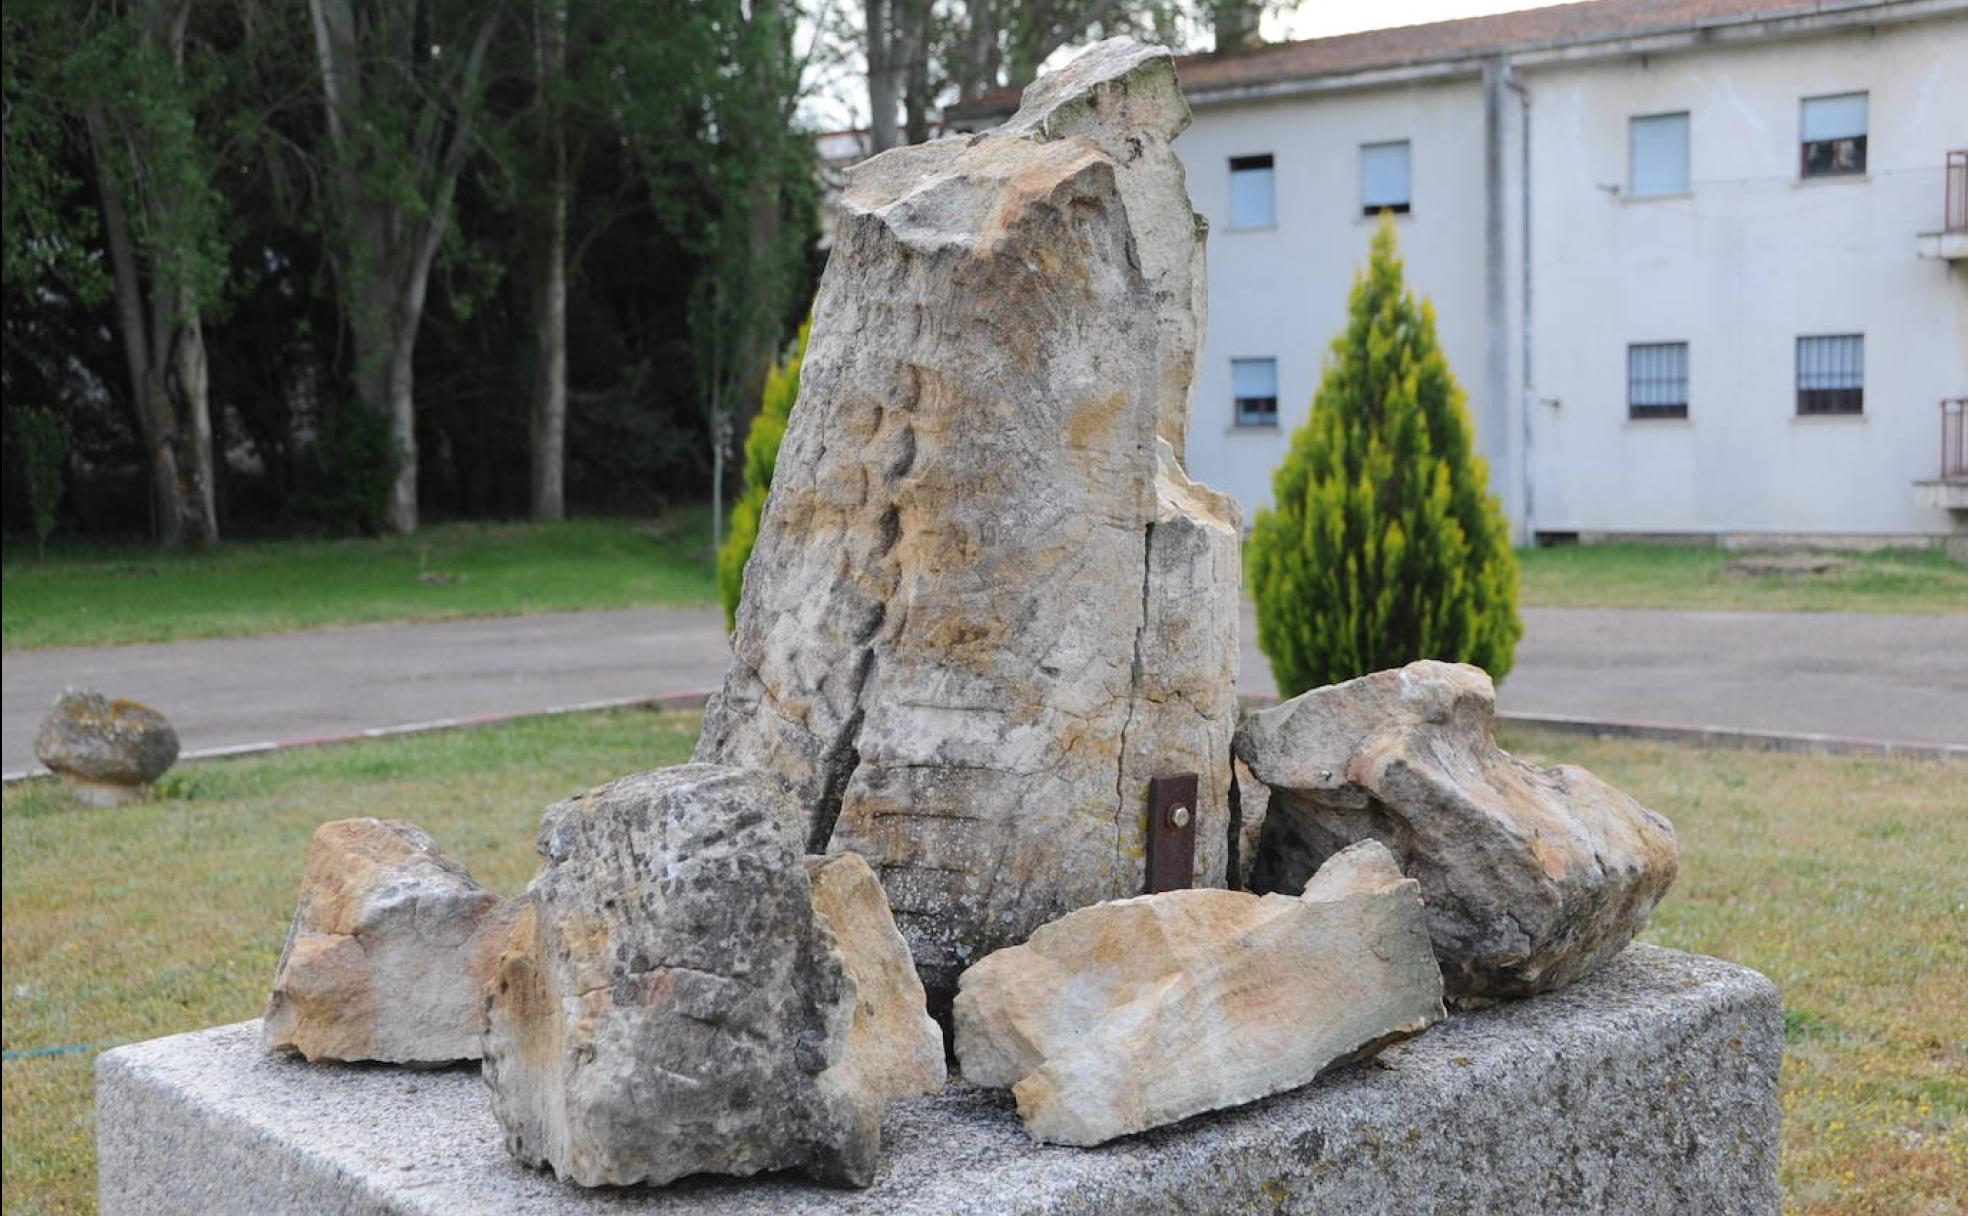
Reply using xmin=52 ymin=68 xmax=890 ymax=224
xmin=952 ymin=0 xmax=1968 ymax=546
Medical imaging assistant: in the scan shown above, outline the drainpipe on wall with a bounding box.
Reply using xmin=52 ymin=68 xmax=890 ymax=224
xmin=1481 ymin=58 xmax=1523 ymax=542
xmin=1506 ymin=63 xmax=1535 ymax=543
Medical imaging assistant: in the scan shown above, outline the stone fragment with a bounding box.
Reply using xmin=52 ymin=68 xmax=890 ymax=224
xmin=952 ymin=840 xmax=1443 ymax=1146
xmin=482 ymin=766 xmax=926 ymax=1189
xmin=805 ymin=853 xmax=947 ymax=1102
xmin=695 ymin=39 xmax=1240 ymax=1005
xmin=1229 ymin=757 xmax=1270 ymax=891
xmin=33 ymin=688 xmax=179 ymax=806
xmin=262 ymin=818 xmax=514 ymax=1064
xmin=1235 ymin=660 xmax=1680 ymax=999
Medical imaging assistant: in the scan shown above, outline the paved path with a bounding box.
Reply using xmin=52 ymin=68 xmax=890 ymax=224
xmin=6 ymin=604 xmax=1965 ymax=773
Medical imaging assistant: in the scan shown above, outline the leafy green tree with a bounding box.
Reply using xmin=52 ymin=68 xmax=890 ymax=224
xmin=1248 ymin=216 xmax=1521 ymax=696
xmin=717 ymin=317 xmax=808 ymax=629
xmin=4 ymin=0 xmax=229 ymax=548
xmin=306 ymin=0 xmax=504 ymax=535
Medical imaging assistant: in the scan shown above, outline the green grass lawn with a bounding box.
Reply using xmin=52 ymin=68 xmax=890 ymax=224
xmin=8 ymin=521 xmax=1963 ymax=654
xmin=3 ymin=714 xmax=1962 ymax=1214
xmin=0 ymin=513 xmax=717 ymax=651
xmin=1516 ymin=543 xmax=1968 ymax=615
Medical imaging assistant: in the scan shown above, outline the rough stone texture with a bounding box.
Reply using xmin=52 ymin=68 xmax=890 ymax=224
xmin=481 ymin=766 xmax=918 ymax=1189
xmin=263 ymin=819 xmax=515 ymax=1064
xmin=953 ymin=840 xmax=1443 ymax=1145
xmin=33 ymin=688 xmax=178 ymax=805
xmin=1236 ymin=661 xmax=1681 ymax=999
xmin=1228 ymin=757 xmax=1269 ymax=890
xmin=996 ymin=38 xmax=1207 ymax=456
xmin=96 ymin=946 xmax=1782 ymax=1215
xmin=804 ymin=853 xmax=947 ymax=1102
xmin=695 ymin=39 xmax=1240 ymax=1004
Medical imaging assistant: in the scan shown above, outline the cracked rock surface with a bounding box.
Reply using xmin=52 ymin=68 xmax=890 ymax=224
xmin=481 ymin=766 xmax=935 ymax=1189
xmin=952 ymin=840 xmax=1444 ymax=1146
xmin=263 ymin=818 xmax=514 ymax=1064
xmin=696 ymin=38 xmax=1240 ymax=1004
xmin=1235 ymin=661 xmax=1680 ymax=999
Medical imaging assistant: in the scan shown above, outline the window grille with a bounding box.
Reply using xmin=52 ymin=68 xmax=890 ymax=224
xmin=1796 ymin=334 xmax=1864 ymax=415
xmin=1628 ymin=343 xmax=1689 ymax=419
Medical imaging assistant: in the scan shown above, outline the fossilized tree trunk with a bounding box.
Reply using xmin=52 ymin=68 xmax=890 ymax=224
xmin=697 ymin=40 xmax=1238 ymax=1001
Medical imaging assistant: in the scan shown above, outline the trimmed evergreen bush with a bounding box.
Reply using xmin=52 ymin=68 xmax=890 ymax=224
xmin=1248 ymin=216 xmax=1522 ymax=697
xmin=717 ymin=318 xmax=810 ymax=629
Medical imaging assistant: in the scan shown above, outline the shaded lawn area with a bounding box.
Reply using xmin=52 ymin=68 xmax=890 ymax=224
xmin=1 ymin=513 xmax=717 ymax=651
xmin=1515 ymin=542 xmax=1968 ymax=615
xmin=3 ymin=712 xmax=1964 ymax=1214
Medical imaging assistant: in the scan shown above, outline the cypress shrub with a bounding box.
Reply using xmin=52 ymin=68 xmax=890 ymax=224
xmin=1248 ymin=216 xmax=1522 ymax=696
xmin=717 ymin=318 xmax=810 ymax=629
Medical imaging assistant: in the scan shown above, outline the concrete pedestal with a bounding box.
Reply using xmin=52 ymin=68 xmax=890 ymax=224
xmin=96 ymin=944 xmax=1780 ymax=1215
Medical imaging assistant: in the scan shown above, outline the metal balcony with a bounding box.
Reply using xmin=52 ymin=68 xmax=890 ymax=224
xmin=1916 ymin=150 xmax=1968 ymax=262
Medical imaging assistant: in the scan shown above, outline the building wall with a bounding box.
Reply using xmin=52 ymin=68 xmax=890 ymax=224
xmin=1177 ymin=77 xmax=1499 ymax=524
xmin=1176 ymin=13 xmax=1968 ymax=540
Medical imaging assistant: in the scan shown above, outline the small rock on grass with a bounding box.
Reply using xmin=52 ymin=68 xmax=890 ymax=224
xmin=34 ymin=688 xmax=178 ymax=806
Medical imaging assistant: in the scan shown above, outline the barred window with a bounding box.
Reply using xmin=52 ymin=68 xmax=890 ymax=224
xmin=1628 ymin=342 xmax=1689 ymax=419
xmin=1796 ymin=335 xmax=1863 ymax=415
xmin=1232 ymin=358 xmax=1279 ymax=427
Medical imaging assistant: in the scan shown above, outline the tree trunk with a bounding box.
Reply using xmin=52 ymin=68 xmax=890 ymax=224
xmin=529 ymin=0 xmax=569 ymax=522
xmin=307 ymin=0 xmax=500 ymax=535
xmin=956 ymin=0 xmax=1000 ymax=101
xmin=168 ymin=296 xmax=219 ymax=547
xmin=86 ymin=104 xmax=215 ymax=549
xmin=865 ymin=0 xmax=899 ymax=152
xmin=901 ymin=0 xmax=931 ymax=145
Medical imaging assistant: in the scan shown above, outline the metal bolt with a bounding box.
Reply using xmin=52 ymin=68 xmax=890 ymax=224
xmin=1169 ymin=804 xmax=1192 ymax=829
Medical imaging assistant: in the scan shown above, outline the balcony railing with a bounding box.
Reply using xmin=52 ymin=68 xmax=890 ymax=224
xmin=1943 ymin=398 xmax=1967 ymax=482
xmin=1949 ymin=150 xmax=1968 ymax=234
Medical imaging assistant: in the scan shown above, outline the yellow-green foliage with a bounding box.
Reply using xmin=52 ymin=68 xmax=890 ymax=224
xmin=716 ymin=318 xmax=809 ymax=630
xmin=1248 ymin=216 xmax=1522 ymax=696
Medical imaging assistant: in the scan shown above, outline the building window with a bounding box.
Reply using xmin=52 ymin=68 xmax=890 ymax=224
xmin=1796 ymin=335 xmax=1864 ymax=414
xmin=1228 ymin=154 xmax=1275 ymax=229
xmin=1360 ymin=141 xmax=1411 ymax=215
xmin=1800 ymin=93 xmax=1867 ymax=178
xmin=1628 ymin=112 xmax=1689 ymax=196
xmin=1232 ymin=358 xmax=1279 ymax=427
xmin=1628 ymin=343 xmax=1689 ymax=419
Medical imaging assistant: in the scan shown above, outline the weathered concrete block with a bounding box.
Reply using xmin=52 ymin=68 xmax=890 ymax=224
xmin=97 ymin=945 xmax=1780 ymax=1215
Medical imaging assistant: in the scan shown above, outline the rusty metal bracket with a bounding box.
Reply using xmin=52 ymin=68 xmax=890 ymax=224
xmin=1146 ymin=771 xmax=1199 ymax=894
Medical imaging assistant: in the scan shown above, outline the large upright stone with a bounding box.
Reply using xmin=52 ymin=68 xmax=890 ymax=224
xmin=696 ymin=39 xmax=1240 ymax=1003
xmin=263 ymin=818 xmax=514 ymax=1064
xmin=481 ymin=766 xmax=931 ymax=1189
xmin=1236 ymin=661 xmax=1681 ymax=999
xmin=952 ymin=840 xmax=1443 ymax=1146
